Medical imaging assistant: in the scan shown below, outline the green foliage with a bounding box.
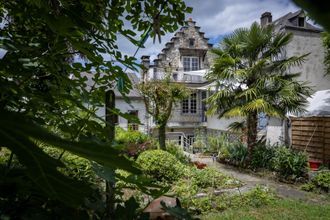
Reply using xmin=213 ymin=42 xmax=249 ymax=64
xmin=115 ymin=127 xmax=155 ymax=157
xmin=191 ymin=167 xmax=240 ymax=189
xmin=322 ymin=32 xmax=330 ymax=75
xmin=138 ymin=75 xmax=189 ymax=148
xmin=0 ymin=0 xmax=192 ymax=217
xmin=218 ymin=141 xmax=248 ymax=167
xmin=312 ymin=171 xmax=330 ymax=192
xmin=204 ymin=198 xmax=330 ymax=220
xmin=272 ymin=146 xmax=308 ymax=180
xmin=300 ymin=182 xmax=316 ymax=192
xmin=177 ymin=185 xmax=275 ymax=215
xmin=172 ymin=166 xmax=241 ymax=214
xmin=235 ymin=185 xmax=275 ymax=208
xmin=207 ymin=21 xmax=311 ymax=152
xmin=250 ymin=143 xmax=275 ymax=170
xmin=166 ymin=141 xmax=191 ymax=164
xmin=136 ymin=150 xmax=185 ymax=183
xmin=116 ymin=127 xmax=149 ymax=145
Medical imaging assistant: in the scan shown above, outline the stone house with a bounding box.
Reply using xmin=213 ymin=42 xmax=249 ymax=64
xmin=115 ymin=10 xmax=330 ymax=146
xmin=140 ymin=18 xmax=215 ymax=146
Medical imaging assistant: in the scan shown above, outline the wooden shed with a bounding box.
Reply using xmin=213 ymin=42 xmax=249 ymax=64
xmin=290 ymin=90 xmax=330 ymax=164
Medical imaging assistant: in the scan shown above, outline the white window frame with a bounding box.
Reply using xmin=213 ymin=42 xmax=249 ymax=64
xmin=182 ymin=56 xmax=199 ymax=71
xmin=181 ymin=92 xmax=198 ymax=114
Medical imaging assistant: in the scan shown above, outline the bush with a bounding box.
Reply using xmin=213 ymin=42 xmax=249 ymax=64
xmin=166 ymin=141 xmax=190 ymax=164
xmin=272 ymin=146 xmax=308 ymax=180
xmin=136 ymin=150 xmax=185 ymax=182
xmin=312 ymin=171 xmax=330 ymax=192
xmin=116 ymin=127 xmax=149 ymax=145
xmin=115 ymin=127 xmax=155 ymax=157
xmin=250 ymin=144 xmax=275 ymax=170
xmin=218 ymin=141 xmax=248 ymax=167
xmin=191 ymin=167 xmax=240 ymax=189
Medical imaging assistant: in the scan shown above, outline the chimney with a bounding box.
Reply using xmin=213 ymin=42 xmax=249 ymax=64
xmin=187 ymin=17 xmax=195 ymax=27
xmin=141 ymin=55 xmax=150 ymax=69
xmin=260 ymin=12 xmax=272 ymax=27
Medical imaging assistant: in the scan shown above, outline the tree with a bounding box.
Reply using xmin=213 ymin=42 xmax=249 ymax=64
xmin=138 ymin=75 xmax=189 ymax=149
xmin=0 ymin=0 xmax=192 ymax=217
xmin=207 ymin=22 xmax=311 ymax=161
xmin=322 ymin=32 xmax=330 ymax=75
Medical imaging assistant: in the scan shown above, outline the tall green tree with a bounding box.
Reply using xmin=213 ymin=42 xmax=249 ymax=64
xmin=0 ymin=0 xmax=192 ymax=218
xmin=138 ymin=75 xmax=189 ymax=149
xmin=207 ymin=22 xmax=311 ymax=160
xmin=322 ymin=32 xmax=330 ymax=75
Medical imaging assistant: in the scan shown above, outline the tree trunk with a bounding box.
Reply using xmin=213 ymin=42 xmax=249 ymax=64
xmin=105 ymin=90 xmax=116 ymax=219
xmin=158 ymin=124 xmax=166 ymax=150
xmin=246 ymin=112 xmax=258 ymax=163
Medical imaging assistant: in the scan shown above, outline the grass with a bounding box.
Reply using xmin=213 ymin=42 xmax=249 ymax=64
xmin=203 ymin=198 xmax=330 ymax=220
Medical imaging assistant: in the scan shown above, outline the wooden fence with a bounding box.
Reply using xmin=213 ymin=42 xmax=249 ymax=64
xmin=291 ymin=117 xmax=330 ymax=163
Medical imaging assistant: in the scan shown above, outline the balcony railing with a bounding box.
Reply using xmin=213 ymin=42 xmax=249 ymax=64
xmin=169 ymin=109 xmax=207 ymax=124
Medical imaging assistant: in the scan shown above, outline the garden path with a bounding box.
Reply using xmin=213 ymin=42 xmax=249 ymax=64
xmin=189 ymin=153 xmax=327 ymax=203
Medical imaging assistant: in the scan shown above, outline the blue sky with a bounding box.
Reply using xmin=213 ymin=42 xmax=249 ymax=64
xmin=117 ymin=0 xmax=299 ymax=64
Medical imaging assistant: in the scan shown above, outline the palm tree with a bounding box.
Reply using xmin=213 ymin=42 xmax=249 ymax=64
xmin=207 ymin=22 xmax=312 ymax=161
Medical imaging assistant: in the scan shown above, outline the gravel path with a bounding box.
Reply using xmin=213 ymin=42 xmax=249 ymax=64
xmin=189 ymin=153 xmax=313 ymax=201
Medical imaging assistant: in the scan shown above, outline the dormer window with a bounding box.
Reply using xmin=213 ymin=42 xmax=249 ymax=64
xmin=189 ymin=38 xmax=195 ymax=47
xmin=298 ymin=17 xmax=305 ymax=27
xmin=183 ymin=56 xmax=199 ymax=71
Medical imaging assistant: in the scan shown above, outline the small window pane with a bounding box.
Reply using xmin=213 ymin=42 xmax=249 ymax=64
xmin=190 ymin=93 xmax=197 ymax=113
xmin=182 ymin=99 xmax=189 ymax=113
xmin=191 ymin=58 xmax=199 ymax=71
xmin=183 ymin=57 xmax=190 ymax=71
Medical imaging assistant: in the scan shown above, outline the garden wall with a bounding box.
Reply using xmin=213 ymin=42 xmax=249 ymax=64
xmin=290 ymin=117 xmax=330 ymax=163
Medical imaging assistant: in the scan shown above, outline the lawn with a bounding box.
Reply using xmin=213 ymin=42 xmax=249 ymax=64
xmin=203 ymin=198 xmax=330 ymax=220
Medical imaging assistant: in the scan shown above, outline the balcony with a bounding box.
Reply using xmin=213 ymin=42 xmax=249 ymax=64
xmin=168 ymin=109 xmax=207 ymax=127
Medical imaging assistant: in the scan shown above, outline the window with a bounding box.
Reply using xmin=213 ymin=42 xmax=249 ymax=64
xmin=182 ymin=93 xmax=197 ymax=114
xmin=182 ymin=99 xmax=189 ymax=113
xmin=183 ymin=57 xmax=199 ymax=71
xmin=190 ymin=93 xmax=197 ymax=113
xmin=172 ymin=73 xmax=178 ymax=81
xmin=298 ymin=17 xmax=304 ymax=27
xmin=189 ymin=38 xmax=195 ymax=47
xmin=127 ymin=110 xmax=139 ymax=131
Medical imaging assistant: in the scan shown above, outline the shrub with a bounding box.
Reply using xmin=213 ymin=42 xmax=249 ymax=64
xmin=166 ymin=141 xmax=190 ymax=164
xmin=191 ymin=167 xmax=240 ymax=189
xmin=136 ymin=150 xmax=185 ymax=182
xmin=272 ymin=146 xmax=308 ymax=180
xmin=312 ymin=171 xmax=330 ymax=192
xmin=218 ymin=141 xmax=248 ymax=167
xmin=300 ymin=183 xmax=316 ymax=192
xmin=115 ymin=127 xmax=155 ymax=157
xmin=250 ymin=144 xmax=275 ymax=170
xmin=116 ymin=127 xmax=149 ymax=145
xmin=229 ymin=185 xmax=275 ymax=208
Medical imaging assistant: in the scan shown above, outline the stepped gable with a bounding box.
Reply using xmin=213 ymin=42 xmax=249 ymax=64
xmin=153 ymin=18 xmax=213 ymax=68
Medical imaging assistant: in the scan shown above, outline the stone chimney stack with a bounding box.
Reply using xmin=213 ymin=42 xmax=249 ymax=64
xmin=260 ymin=12 xmax=272 ymax=27
xmin=141 ymin=55 xmax=150 ymax=81
xmin=141 ymin=55 xmax=150 ymax=69
xmin=187 ymin=17 xmax=195 ymax=27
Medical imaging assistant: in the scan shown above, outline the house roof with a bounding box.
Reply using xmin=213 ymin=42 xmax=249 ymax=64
xmin=272 ymin=10 xmax=322 ymax=32
xmin=82 ymin=71 xmax=142 ymax=99
xmin=114 ymin=72 xmax=142 ymax=99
